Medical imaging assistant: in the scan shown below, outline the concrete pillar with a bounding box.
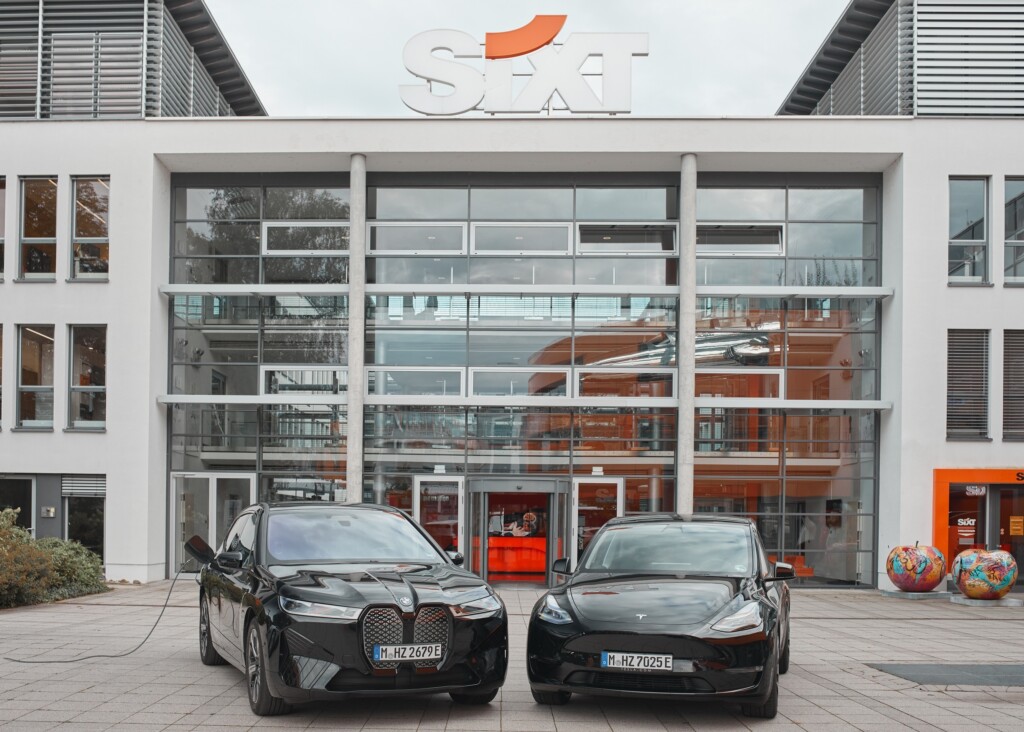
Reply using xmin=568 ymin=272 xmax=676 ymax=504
xmin=346 ymin=154 xmax=367 ymax=502
xmin=677 ymin=153 xmax=697 ymax=515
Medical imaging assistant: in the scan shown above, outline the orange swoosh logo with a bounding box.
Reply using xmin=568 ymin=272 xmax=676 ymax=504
xmin=485 ymin=15 xmax=567 ymax=60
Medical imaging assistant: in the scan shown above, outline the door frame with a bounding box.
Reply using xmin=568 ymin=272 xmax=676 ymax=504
xmin=169 ymin=472 xmax=256 ymax=574
xmin=571 ymin=476 xmax=625 ymax=570
xmin=466 ymin=477 xmax=571 ymax=586
xmin=413 ymin=474 xmax=465 ymax=554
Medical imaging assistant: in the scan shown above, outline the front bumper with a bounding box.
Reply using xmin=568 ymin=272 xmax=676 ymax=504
xmin=527 ymin=621 xmax=776 ymax=704
xmin=263 ymin=604 xmax=508 ymax=702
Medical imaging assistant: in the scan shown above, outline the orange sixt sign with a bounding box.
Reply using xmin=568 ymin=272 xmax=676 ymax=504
xmin=400 ymin=15 xmax=649 ymax=116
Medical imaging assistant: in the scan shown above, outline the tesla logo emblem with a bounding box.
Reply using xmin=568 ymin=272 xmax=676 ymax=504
xmin=636 ymin=613 xmax=647 ymax=620
xmin=399 ymin=15 xmax=649 ymax=115
xmin=399 ymin=596 xmax=412 ymax=607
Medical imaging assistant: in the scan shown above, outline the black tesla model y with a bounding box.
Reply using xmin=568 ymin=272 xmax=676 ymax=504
xmin=527 ymin=514 xmax=792 ymax=719
xmin=185 ymin=502 xmax=508 ymax=716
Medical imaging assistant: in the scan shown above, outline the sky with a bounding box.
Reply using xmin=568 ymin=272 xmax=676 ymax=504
xmin=202 ymin=0 xmax=850 ymax=118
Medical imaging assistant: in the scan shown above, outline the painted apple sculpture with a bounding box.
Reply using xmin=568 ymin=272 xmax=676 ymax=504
xmin=952 ymin=549 xmax=1018 ymax=600
xmin=885 ymin=543 xmax=946 ymax=592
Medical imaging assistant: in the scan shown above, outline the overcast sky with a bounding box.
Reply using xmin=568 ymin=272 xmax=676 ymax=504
xmin=203 ymin=0 xmax=849 ymax=117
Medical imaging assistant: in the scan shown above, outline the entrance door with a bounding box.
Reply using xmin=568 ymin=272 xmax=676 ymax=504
xmin=171 ymin=473 xmax=256 ymax=573
xmin=413 ymin=475 xmax=464 ymax=553
xmin=572 ymin=477 xmax=625 ymax=569
xmin=465 ymin=479 xmax=570 ymax=585
xmin=996 ymin=486 xmax=1024 ymax=578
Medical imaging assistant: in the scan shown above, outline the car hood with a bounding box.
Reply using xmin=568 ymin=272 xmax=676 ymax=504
xmin=567 ymin=576 xmax=739 ymax=626
xmin=266 ymin=562 xmax=492 ymax=609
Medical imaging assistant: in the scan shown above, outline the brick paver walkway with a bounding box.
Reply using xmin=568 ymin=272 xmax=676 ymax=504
xmin=2 ymin=582 xmax=1024 ymax=730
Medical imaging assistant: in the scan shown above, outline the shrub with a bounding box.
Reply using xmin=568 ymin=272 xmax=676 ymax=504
xmin=0 ymin=508 xmax=109 ymax=608
xmin=0 ymin=509 xmax=53 ymax=608
xmin=35 ymin=538 xmax=109 ymax=601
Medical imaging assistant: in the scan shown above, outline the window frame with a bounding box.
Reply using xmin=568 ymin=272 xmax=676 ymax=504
xmin=576 ymin=222 xmax=678 ymax=256
xmin=1005 ymin=178 xmax=1024 ymax=286
xmin=19 ymin=177 xmax=59 ymax=281
xmin=260 ymin=365 xmax=348 ymax=396
xmin=470 ymin=222 xmax=573 ymax=257
xmin=18 ymin=324 xmax=55 ymax=429
xmin=68 ymin=324 xmax=106 ymax=430
xmin=260 ymin=221 xmax=351 ymax=257
xmin=368 ymin=222 xmax=467 ymax=256
xmin=948 ymin=177 xmax=989 ymax=285
xmin=71 ymin=176 xmax=110 ymax=281
xmin=0 ymin=176 xmax=6 ymax=281
xmin=697 ymin=222 xmax=786 ymax=257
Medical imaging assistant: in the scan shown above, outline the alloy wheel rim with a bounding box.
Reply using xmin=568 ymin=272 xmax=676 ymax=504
xmin=200 ymin=601 xmax=209 ymax=655
xmin=247 ymin=629 xmax=260 ymax=703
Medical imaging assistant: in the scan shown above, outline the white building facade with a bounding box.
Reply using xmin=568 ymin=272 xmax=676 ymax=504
xmin=0 ymin=115 xmax=1021 ymax=587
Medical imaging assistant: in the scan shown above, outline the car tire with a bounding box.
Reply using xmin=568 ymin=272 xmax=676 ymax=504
xmin=449 ymin=688 xmax=498 ymax=705
xmin=199 ymin=596 xmax=226 ymax=666
xmin=531 ymin=689 xmax=571 ymax=705
xmin=742 ymin=666 xmax=778 ymax=719
xmin=245 ymin=620 xmax=290 ymax=716
xmin=779 ymin=627 xmax=791 ymax=675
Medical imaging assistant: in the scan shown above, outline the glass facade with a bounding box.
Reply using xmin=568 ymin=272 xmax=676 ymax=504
xmin=72 ymin=177 xmax=109 ymax=279
xmin=170 ymin=177 xmax=882 ymax=587
xmin=949 ymin=178 xmax=988 ymax=283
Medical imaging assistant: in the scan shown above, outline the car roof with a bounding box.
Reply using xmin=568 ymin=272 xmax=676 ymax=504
xmin=258 ymin=501 xmax=404 ymax=514
xmin=603 ymin=513 xmax=755 ymax=528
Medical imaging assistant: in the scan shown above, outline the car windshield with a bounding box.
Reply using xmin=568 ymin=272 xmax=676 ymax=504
xmin=265 ymin=510 xmax=444 ymax=564
xmin=580 ymin=522 xmax=753 ymax=576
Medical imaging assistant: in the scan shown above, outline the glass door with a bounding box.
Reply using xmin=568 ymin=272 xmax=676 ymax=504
xmin=572 ymin=476 xmax=625 ymax=569
xmin=997 ymin=486 xmax=1024 ymax=579
xmin=171 ymin=473 xmax=256 ymax=573
xmin=413 ymin=475 xmax=464 ymax=553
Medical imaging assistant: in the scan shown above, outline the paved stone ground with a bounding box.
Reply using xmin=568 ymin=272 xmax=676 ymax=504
xmin=2 ymin=582 xmax=1024 ymax=731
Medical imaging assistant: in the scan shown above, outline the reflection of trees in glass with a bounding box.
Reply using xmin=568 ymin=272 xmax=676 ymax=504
xmin=74 ymin=179 xmax=109 ymax=238
xmin=23 ymin=179 xmax=58 ymax=238
xmin=797 ymin=259 xmax=861 ymax=287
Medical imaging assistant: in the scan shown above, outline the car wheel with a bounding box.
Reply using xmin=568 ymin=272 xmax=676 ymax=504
xmin=449 ymin=688 xmax=498 ymax=705
xmin=531 ymin=689 xmax=571 ymax=705
xmin=742 ymin=666 xmax=778 ymax=719
xmin=245 ymin=620 xmax=290 ymax=716
xmin=779 ymin=627 xmax=791 ymax=675
xmin=199 ymin=596 xmax=226 ymax=666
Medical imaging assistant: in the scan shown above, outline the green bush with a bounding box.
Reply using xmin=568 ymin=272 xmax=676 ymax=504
xmin=0 ymin=508 xmax=53 ymax=608
xmin=36 ymin=537 xmax=109 ymax=601
xmin=0 ymin=508 xmax=109 ymax=608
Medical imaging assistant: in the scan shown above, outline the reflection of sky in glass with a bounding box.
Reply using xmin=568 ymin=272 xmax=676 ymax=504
xmin=471 ymin=188 xmax=573 ymax=220
xmin=697 ymin=188 xmax=785 ymax=221
xmin=949 ymin=179 xmax=986 ymax=239
xmin=576 ymin=189 xmax=671 ymax=220
xmin=788 ymin=224 xmax=875 ymax=258
xmin=374 ymin=188 xmax=468 ymax=220
xmin=788 ymin=189 xmax=874 ymax=222
xmin=1006 ymin=180 xmax=1024 ymax=239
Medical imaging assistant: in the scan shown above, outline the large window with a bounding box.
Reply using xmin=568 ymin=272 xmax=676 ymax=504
xmin=1005 ymin=331 xmax=1024 ymax=441
xmin=69 ymin=326 xmax=106 ymax=429
xmin=72 ymin=177 xmax=109 ymax=279
xmin=367 ymin=186 xmax=679 ymax=286
xmin=949 ymin=178 xmax=988 ymax=284
xmin=18 ymin=325 xmax=54 ymax=428
xmin=1006 ymin=179 xmax=1024 ymax=285
xmin=172 ymin=185 xmax=350 ymax=284
xmin=947 ymin=329 xmax=989 ymax=439
xmin=20 ymin=177 xmax=58 ymax=280
xmin=0 ymin=177 xmax=5 ymax=279
xmin=696 ymin=186 xmax=878 ymax=287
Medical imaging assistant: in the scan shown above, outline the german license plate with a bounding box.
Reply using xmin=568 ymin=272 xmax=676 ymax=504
xmin=601 ymin=651 xmax=673 ymax=671
xmin=373 ymin=643 xmax=443 ymax=662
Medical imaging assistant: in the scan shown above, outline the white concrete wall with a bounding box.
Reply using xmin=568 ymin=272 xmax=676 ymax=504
xmin=0 ymin=116 xmax=1021 ymax=582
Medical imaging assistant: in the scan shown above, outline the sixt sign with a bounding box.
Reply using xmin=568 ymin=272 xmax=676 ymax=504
xmin=400 ymin=15 xmax=648 ymax=116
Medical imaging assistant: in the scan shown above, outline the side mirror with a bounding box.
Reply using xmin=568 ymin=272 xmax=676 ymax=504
xmin=447 ymin=551 xmax=465 ymax=566
xmin=767 ymin=561 xmax=795 ymax=582
xmin=552 ymin=557 xmax=571 ymax=575
xmin=184 ymin=535 xmax=215 ymax=565
xmin=216 ymin=551 xmax=244 ymax=570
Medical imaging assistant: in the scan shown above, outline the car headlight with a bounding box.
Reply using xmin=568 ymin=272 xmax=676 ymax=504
xmin=711 ymin=602 xmax=762 ymax=633
xmin=451 ymin=592 xmax=502 ymax=618
xmin=280 ymin=597 xmax=361 ymax=621
xmin=536 ymin=594 xmax=573 ymax=625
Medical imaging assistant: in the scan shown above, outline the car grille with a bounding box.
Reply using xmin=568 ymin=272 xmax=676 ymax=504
xmin=362 ymin=607 xmax=404 ymax=670
xmin=361 ymin=605 xmax=452 ymax=671
xmin=412 ymin=605 xmax=450 ymax=669
xmin=566 ymin=671 xmax=714 ymax=694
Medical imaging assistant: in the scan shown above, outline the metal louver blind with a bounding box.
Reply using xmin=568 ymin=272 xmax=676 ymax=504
xmin=1005 ymin=331 xmax=1024 ymax=440
xmin=0 ymin=0 xmax=41 ymax=118
xmin=61 ymin=474 xmax=107 ymax=497
xmin=947 ymin=330 xmax=989 ymax=438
